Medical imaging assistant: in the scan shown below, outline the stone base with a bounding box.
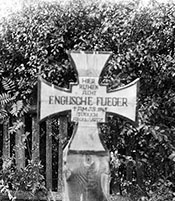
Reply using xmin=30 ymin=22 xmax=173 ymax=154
xmin=63 ymin=151 xmax=110 ymax=201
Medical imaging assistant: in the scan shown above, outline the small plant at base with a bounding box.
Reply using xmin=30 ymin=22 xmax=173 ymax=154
xmin=0 ymin=156 xmax=48 ymax=200
xmin=147 ymin=179 xmax=175 ymax=201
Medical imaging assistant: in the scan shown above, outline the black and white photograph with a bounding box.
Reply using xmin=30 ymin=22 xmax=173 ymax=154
xmin=0 ymin=0 xmax=174 ymax=201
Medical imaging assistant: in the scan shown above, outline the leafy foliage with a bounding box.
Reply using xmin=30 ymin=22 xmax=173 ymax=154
xmin=0 ymin=158 xmax=47 ymax=200
xmin=147 ymin=179 xmax=175 ymax=201
xmin=0 ymin=76 xmax=30 ymax=122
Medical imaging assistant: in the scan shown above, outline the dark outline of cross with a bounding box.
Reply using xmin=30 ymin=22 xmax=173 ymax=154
xmin=37 ymin=51 xmax=139 ymax=153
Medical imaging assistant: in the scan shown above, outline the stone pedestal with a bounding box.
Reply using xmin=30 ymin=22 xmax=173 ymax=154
xmin=63 ymin=124 xmax=110 ymax=201
xmin=64 ymin=151 xmax=110 ymax=201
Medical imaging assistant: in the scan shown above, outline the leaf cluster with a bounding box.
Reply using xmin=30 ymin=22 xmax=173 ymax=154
xmin=0 ymin=158 xmax=47 ymax=200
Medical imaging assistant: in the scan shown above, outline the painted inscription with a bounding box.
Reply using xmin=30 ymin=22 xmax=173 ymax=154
xmin=40 ymin=76 xmax=138 ymax=123
xmin=46 ymin=77 xmax=128 ymax=123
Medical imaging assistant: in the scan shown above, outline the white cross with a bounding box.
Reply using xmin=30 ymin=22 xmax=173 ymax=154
xmin=39 ymin=51 xmax=139 ymax=151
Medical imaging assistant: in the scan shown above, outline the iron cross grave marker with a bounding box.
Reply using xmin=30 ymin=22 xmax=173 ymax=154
xmin=38 ymin=51 xmax=139 ymax=201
